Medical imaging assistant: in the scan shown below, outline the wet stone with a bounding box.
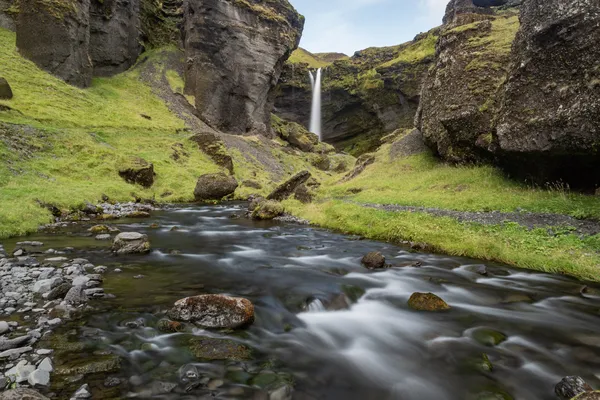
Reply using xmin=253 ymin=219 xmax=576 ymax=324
xmin=407 ymin=292 xmax=450 ymax=312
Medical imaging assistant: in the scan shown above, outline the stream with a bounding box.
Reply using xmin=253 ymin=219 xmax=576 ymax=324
xmin=3 ymin=203 xmax=600 ymax=400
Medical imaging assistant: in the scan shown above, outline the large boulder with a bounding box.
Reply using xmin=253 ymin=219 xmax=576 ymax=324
xmin=168 ymin=294 xmax=255 ymax=329
xmin=117 ymin=157 xmax=155 ymax=188
xmin=267 ymin=170 xmax=311 ymax=201
xmin=182 ymin=0 xmax=304 ymax=136
xmin=361 ymin=252 xmax=386 ymax=269
xmin=194 ymin=173 xmax=238 ymax=201
xmin=111 ymin=232 xmax=150 ymax=254
xmin=249 ymin=199 xmax=284 ymax=220
xmin=17 ymin=0 xmax=93 ymax=87
xmin=0 ymin=77 xmax=12 ymax=99
xmin=272 ymin=115 xmax=318 ymax=152
xmin=89 ymin=0 xmax=142 ymax=76
xmin=494 ymin=0 xmax=600 ymax=189
xmin=408 ymin=292 xmax=451 ymax=312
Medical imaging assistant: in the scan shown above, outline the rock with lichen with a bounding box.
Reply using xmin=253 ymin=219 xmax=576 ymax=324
xmin=408 ymin=292 xmax=450 ymax=311
xmin=168 ymin=294 xmax=255 ymax=329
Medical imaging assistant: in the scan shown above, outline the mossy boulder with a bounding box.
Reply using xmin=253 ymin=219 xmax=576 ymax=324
xmin=272 ymin=115 xmax=318 ymax=152
xmin=168 ymin=294 xmax=255 ymax=329
xmin=471 ymin=327 xmax=507 ymax=347
xmin=293 ymin=184 xmax=313 ymax=204
xmin=189 ymin=337 xmax=252 ymax=361
xmin=311 ymin=154 xmax=331 ymax=171
xmin=251 ymin=199 xmax=285 ymax=220
xmin=361 ymin=252 xmax=386 ymax=269
xmin=0 ymin=77 xmax=13 ymax=99
xmin=267 ymin=170 xmax=311 ymax=201
xmin=190 ymin=131 xmax=234 ymax=174
xmin=111 ymin=232 xmax=150 ymax=255
xmin=89 ymin=224 xmax=109 ymax=234
xmin=117 ymin=157 xmax=155 ymax=188
xmin=194 ymin=173 xmax=238 ymax=201
xmin=408 ymin=292 xmax=450 ymax=311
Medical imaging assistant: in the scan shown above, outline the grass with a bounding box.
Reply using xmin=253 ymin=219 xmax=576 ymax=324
xmin=380 ymin=32 xmax=438 ymax=67
xmin=288 ymin=48 xmax=332 ymax=68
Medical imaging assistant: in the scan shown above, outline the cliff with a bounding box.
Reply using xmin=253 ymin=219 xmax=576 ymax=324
xmin=182 ymin=0 xmax=304 ymax=136
xmin=275 ymin=29 xmax=438 ymax=155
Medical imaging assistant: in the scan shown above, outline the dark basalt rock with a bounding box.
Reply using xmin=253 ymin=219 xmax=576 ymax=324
xmin=89 ymin=0 xmax=142 ymax=76
xmin=182 ymin=0 xmax=304 ymax=136
xmin=17 ymin=0 xmax=93 ymax=87
xmin=267 ymin=170 xmax=311 ymax=201
xmin=495 ymin=0 xmax=600 ymax=189
xmin=190 ymin=131 xmax=234 ymax=174
xmin=194 ymin=172 xmax=238 ymax=201
xmin=361 ymin=252 xmax=386 ymax=269
xmin=118 ymin=157 xmax=155 ymax=188
xmin=0 ymin=77 xmax=13 ymax=99
xmin=555 ymin=376 xmax=593 ymax=400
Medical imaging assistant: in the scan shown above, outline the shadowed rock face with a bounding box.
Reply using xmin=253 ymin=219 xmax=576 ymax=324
xmin=182 ymin=0 xmax=303 ymax=137
xmin=89 ymin=0 xmax=142 ymax=76
xmin=495 ymin=0 xmax=600 ymax=189
xmin=17 ymin=0 xmax=93 ymax=88
xmin=0 ymin=0 xmax=17 ymax=30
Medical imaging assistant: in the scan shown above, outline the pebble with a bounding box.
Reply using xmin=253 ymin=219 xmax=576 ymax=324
xmin=71 ymin=383 xmax=92 ymax=399
xmin=0 ymin=321 xmax=9 ymax=334
xmin=114 ymin=268 xmax=122 ymax=273
xmin=36 ymin=349 xmax=53 ymax=356
xmin=95 ymin=234 xmax=111 ymax=241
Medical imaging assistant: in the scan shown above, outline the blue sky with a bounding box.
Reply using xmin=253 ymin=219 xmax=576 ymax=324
xmin=290 ymin=0 xmax=448 ymax=55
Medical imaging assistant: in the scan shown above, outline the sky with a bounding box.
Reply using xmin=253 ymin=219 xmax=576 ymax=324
xmin=290 ymin=0 xmax=448 ymax=55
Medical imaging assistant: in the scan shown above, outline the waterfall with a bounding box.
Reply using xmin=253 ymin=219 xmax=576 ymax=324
xmin=309 ymin=68 xmax=322 ymax=141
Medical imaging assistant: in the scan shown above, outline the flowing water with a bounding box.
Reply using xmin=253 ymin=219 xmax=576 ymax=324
xmin=5 ymin=204 xmax=600 ymax=399
xmin=309 ymin=68 xmax=322 ymax=140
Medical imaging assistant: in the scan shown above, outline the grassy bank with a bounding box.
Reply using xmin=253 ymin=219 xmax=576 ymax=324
xmin=284 ymin=143 xmax=600 ymax=281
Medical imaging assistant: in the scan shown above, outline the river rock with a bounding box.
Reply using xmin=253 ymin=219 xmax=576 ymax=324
xmin=471 ymin=327 xmax=507 ymax=347
xmin=38 ymin=357 xmax=53 ymax=372
xmin=194 ymin=173 xmax=238 ymax=201
xmin=46 ymin=283 xmax=72 ymax=301
xmin=250 ymin=199 xmax=284 ymax=220
xmin=64 ymin=285 xmax=88 ymax=305
xmin=0 ymin=77 xmax=13 ymax=99
xmin=157 ymin=319 xmax=184 ymax=333
xmin=0 ymin=388 xmax=50 ymax=399
xmin=267 ymin=171 xmax=312 ymax=201
xmin=112 ymin=232 xmax=150 ymax=254
xmin=361 ymin=252 xmax=386 ymax=269
xmin=168 ymin=294 xmax=255 ymax=329
xmin=5 ymin=360 xmax=35 ymax=382
xmin=0 ymin=320 xmax=9 ymax=334
xmin=555 ymin=376 xmax=594 ymax=400
xmin=27 ymin=368 xmax=50 ymax=387
xmin=575 ymin=392 xmax=600 ymax=400
xmin=95 ymin=234 xmax=111 ymax=241
xmin=118 ymin=157 xmax=155 ymax=188
xmin=408 ymin=292 xmax=451 ymax=312
xmin=33 ymin=277 xmax=62 ymax=294
xmin=182 ymin=0 xmax=303 ymax=137
xmin=189 ymin=337 xmax=252 ymax=361
xmin=0 ymin=335 xmax=32 ymax=351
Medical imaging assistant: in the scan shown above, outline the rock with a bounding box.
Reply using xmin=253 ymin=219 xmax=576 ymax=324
xmin=0 ymin=335 xmax=32 ymax=351
xmin=33 ymin=277 xmax=62 ymax=294
xmin=495 ymin=0 xmax=600 ymax=189
xmin=17 ymin=0 xmax=93 ymax=87
xmin=4 ymin=360 xmax=34 ymax=382
xmin=72 ymin=383 xmax=92 ymax=399
xmin=27 ymin=369 xmax=50 ymax=387
xmin=56 ymin=356 xmax=121 ymax=376
xmin=575 ymin=393 xmax=600 ymax=400
xmin=471 ymin=327 xmax=507 ymax=347
xmin=0 ymin=77 xmax=13 ymax=99
xmin=156 ymin=319 xmax=184 ymax=333
xmin=0 ymin=388 xmax=50 ymax=400
xmin=72 ymin=276 xmax=90 ymax=286
xmin=194 ymin=173 xmax=239 ymax=201
xmin=361 ymin=252 xmax=386 ymax=269
xmin=190 ymin=132 xmax=234 ymax=174
xmin=38 ymin=357 xmax=53 ymax=373
xmin=340 ymin=154 xmax=375 ymax=182
xmin=241 ymin=180 xmax=263 ymax=190
xmin=0 ymin=320 xmax=9 ymax=334
xmin=189 ymin=337 xmax=252 ymax=361
xmin=168 ymin=294 xmax=255 ymax=329
xmin=89 ymin=225 xmax=109 ymax=234
xmin=272 ymin=116 xmax=318 ymax=152
xmin=118 ymin=157 xmax=155 ymax=188
xmin=103 ymin=376 xmax=121 ymax=388
xmin=389 ymin=129 xmax=429 ymax=160
xmin=46 ymin=283 xmax=72 ymax=301
xmin=111 ymin=232 xmax=151 ymax=254
xmin=95 ymin=233 xmax=111 ymax=241
xmin=183 ymin=0 xmax=304 ymax=136
xmin=89 ymin=0 xmax=141 ymax=76
xmin=267 ymin=171 xmax=311 ymax=201
xmin=64 ymin=286 xmax=88 ymax=305
xmin=407 ymin=292 xmax=451 ymax=312
xmin=555 ymin=376 xmax=594 ymax=400
xmin=251 ymin=199 xmax=285 ymax=221
xmin=293 ymin=184 xmax=313 ymax=204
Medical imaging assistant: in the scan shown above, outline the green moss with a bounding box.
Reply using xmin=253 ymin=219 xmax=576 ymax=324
xmin=380 ymin=32 xmax=438 ymax=67
xmin=288 ymin=48 xmax=331 ymax=68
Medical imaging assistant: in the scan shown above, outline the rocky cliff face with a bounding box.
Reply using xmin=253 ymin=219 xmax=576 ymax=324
xmin=182 ymin=0 xmax=304 ymax=137
xmin=90 ymin=0 xmax=142 ymax=76
xmin=495 ymin=0 xmax=600 ymax=188
xmin=0 ymin=0 xmax=17 ymax=30
xmin=415 ymin=8 xmax=520 ymax=163
xmin=17 ymin=0 xmax=93 ymax=88
xmin=16 ymin=0 xmax=142 ymax=86
xmin=275 ymin=30 xmax=437 ymax=155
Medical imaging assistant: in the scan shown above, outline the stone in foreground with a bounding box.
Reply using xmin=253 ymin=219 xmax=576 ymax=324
xmin=0 ymin=388 xmax=50 ymax=400
xmin=267 ymin=170 xmax=311 ymax=201
xmin=361 ymin=252 xmax=386 ymax=269
xmin=111 ymin=232 xmax=150 ymax=254
xmin=555 ymin=376 xmax=594 ymax=400
xmin=408 ymin=292 xmax=450 ymax=312
xmin=168 ymin=294 xmax=254 ymax=329
xmin=194 ymin=173 xmax=238 ymax=201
